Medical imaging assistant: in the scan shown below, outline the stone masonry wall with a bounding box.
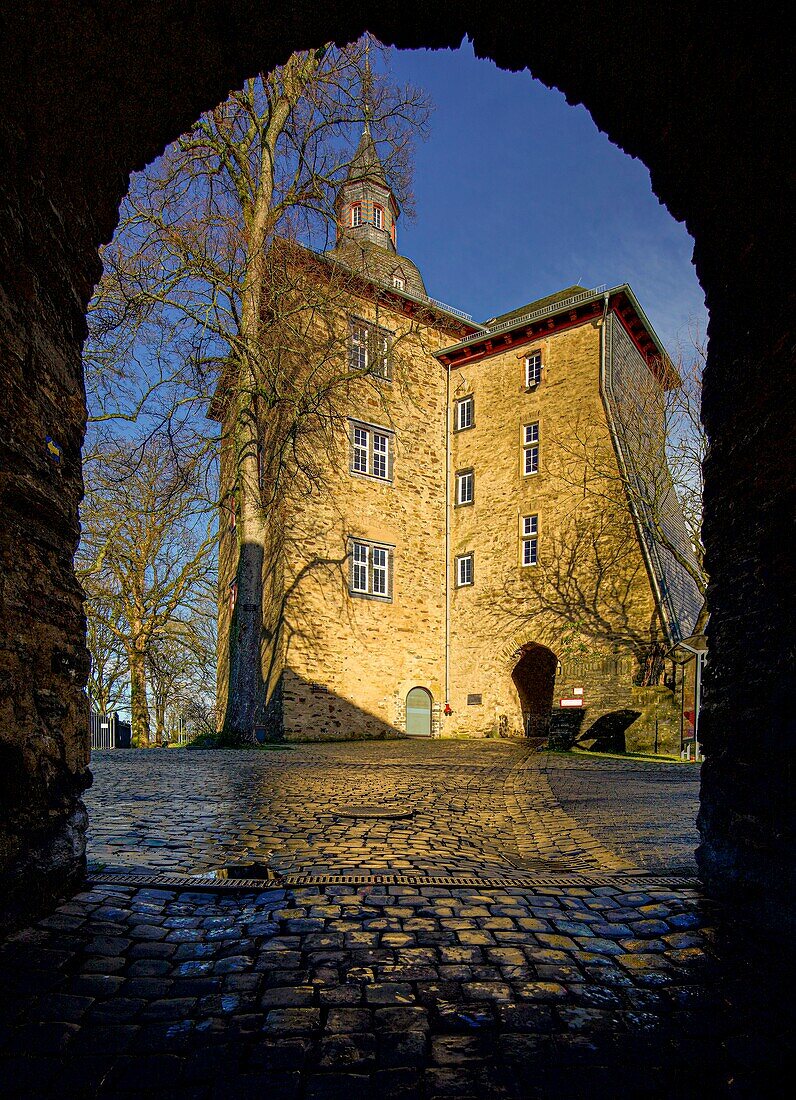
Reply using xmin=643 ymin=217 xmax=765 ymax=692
xmin=446 ymin=319 xmax=663 ymax=744
xmin=279 ymin=296 xmax=457 ymax=739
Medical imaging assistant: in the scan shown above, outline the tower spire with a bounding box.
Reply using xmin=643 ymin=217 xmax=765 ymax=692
xmin=362 ymin=32 xmax=373 ymax=134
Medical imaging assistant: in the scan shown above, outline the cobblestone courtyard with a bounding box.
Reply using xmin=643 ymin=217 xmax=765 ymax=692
xmin=0 ymin=744 xmax=781 ymax=1097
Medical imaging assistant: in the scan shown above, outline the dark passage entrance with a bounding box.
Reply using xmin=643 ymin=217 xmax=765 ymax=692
xmin=512 ymin=644 xmax=558 ymax=740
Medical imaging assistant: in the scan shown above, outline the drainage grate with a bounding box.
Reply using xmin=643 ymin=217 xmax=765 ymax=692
xmin=88 ymin=869 xmax=700 ymax=892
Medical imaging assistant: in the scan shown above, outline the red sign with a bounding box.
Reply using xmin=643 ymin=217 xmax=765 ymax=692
xmin=560 ymin=698 xmax=584 ymax=708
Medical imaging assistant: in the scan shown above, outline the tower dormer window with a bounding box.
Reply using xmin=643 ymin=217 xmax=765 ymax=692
xmin=350 ymin=203 xmax=362 ymax=228
xmin=373 ymin=204 xmax=384 ymax=230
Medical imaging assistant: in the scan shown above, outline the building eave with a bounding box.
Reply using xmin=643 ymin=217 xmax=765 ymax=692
xmin=435 ymin=283 xmax=676 ymax=386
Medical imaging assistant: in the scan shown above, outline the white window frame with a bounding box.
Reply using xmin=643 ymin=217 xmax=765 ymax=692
xmin=349 ymin=539 xmax=393 ymax=601
xmin=456 ymin=468 xmax=474 ymax=506
xmin=392 ymin=275 xmax=405 ymax=290
xmin=455 ymin=394 xmax=474 ymax=432
xmin=349 ymin=316 xmax=393 ymax=381
xmin=350 ymin=203 xmax=362 ymax=227
xmin=521 ymin=514 xmax=538 ymax=567
xmin=525 ymin=350 xmax=542 ymax=388
xmin=523 ymin=422 xmax=539 ymax=476
xmin=349 ymin=420 xmax=393 ymax=481
xmin=373 ymin=204 xmax=384 ymax=230
xmin=456 ymin=553 xmax=474 ymax=588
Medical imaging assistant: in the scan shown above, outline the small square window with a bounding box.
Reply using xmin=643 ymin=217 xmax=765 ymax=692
xmin=456 ymin=553 xmax=474 ymax=587
xmin=349 ymin=539 xmax=393 ymax=600
xmin=392 ymin=275 xmax=405 ymax=290
xmin=349 ymin=420 xmax=393 ymax=481
xmin=349 ymin=317 xmax=393 ymax=380
xmin=525 ymin=351 xmax=542 ymax=388
xmin=456 ymin=469 xmax=474 ymax=506
xmin=455 ymin=395 xmax=474 ymax=432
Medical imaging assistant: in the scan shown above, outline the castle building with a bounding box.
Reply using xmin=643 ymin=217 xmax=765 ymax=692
xmin=212 ymin=125 xmax=702 ymax=750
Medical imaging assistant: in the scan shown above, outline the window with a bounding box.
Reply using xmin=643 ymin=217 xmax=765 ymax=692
xmin=392 ymin=275 xmax=405 ymax=291
xmin=349 ymin=317 xmax=393 ymax=380
xmin=349 ymin=420 xmax=393 ymax=480
xmin=350 ymin=203 xmax=362 ymax=227
xmin=525 ymin=350 xmax=542 ymax=388
xmin=373 ymin=204 xmax=384 ymax=230
xmin=455 ymin=394 xmax=474 ymax=432
xmin=456 ymin=553 xmax=474 ymax=588
xmin=521 ymin=514 xmax=538 ymax=566
xmin=523 ymin=422 xmax=539 ymax=476
xmin=349 ymin=539 xmax=393 ymax=600
xmin=456 ymin=468 xmax=474 ymax=506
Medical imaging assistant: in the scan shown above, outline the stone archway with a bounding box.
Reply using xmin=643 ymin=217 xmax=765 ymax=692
xmin=511 ymin=644 xmax=558 ymax=741
xmin=0 ymin=3 xmax=792 ymax=929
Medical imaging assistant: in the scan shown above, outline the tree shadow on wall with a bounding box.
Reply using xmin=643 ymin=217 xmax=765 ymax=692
xmin=264 ymin=668 xmax=409 ymax=742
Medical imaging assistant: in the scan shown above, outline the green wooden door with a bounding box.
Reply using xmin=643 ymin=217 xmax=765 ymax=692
xmin=406 ymin=687 xmax=432 ymax=737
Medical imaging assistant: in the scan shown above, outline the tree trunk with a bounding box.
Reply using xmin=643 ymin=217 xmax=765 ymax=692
xmin=129 ymin=644 xmax=151 ymax=747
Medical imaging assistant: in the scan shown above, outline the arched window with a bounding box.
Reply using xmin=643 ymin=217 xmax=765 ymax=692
xmin=373 ymin=204 xmax=384 ymax=230
xmin=350 ymin=203 xmax=362 ymax=227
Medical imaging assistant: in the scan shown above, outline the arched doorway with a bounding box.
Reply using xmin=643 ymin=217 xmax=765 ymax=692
xmin=406 ymin=687 xmax=432 ymax=737
xmin=0 ymin=3 xmax=790 ymax=927
xmin=511 ymin=644 xmax=558 ymax=741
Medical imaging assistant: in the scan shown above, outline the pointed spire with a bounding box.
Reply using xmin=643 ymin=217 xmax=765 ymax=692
xmin=363 ymin=32 xmax=373 ymax=135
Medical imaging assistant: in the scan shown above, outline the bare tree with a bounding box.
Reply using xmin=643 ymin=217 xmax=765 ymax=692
xmin=490 ymin=330 xmax=707 ymax=688
xmin=83 ymin=39 xmax=432 ymax=742
xmin=79 ymin=438 xmax=216 ymax=746
xmin=85 ymin=599 xmax=128 ymax=717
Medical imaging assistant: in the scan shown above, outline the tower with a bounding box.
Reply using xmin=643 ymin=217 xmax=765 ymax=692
xmin=334 ymin=124 xmax=400 ymax=252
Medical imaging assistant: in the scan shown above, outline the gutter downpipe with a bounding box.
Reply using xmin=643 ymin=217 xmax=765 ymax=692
xmin=598 ymin=293 xmax=675 ymax=647
xmin=444 ymin=363 xmax=451 ymax=730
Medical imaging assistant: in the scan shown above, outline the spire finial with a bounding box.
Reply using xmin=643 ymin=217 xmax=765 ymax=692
xmin=362 ymin=32 xmax=373 ymax=134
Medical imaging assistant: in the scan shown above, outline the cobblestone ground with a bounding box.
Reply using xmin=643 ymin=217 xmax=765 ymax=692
xmin=82 ymin=743 xmax=698 ymax=877
xmin=0 ymin=744 xmax=781 ymax=1098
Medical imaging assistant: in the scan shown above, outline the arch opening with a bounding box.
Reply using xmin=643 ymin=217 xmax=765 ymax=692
xmin=0 ymin=4 xmax=791 ymax=937
xmin=511 ymin=644 xmax=558 ymax=741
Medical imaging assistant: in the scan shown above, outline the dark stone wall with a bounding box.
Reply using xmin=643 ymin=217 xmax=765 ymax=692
xmin=0 ymin=2 xmax=792 ymax=927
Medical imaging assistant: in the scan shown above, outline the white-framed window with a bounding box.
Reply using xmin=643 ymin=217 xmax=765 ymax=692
xmin=456 ymin=553 xmax=474 ymax=588
xmin=525 ymin=350 xmax=542 ymax=388
xmin=392 ymin=275 xmax=405 ymax=291
xmin=349 ymin=539 xmax=393 ymax=601
xmin=521 ymin=514 xmax=538 ymax=566
xmin=349 ymin=420 xmax=393 ymax=481
xmin=455 ymin=394 xmax=474 ymax=432
xmin=350 ymin=203 xmax=362 ymax=227
xmin=373 ymin=204 xmax=384 ymax=230
xmin=523 ymin=422 xmax=539 ymax=476
xmin=349 ymin=317 xmax=393 ymax=380
xmin=456 ymin=468 xmax=474 ymax=506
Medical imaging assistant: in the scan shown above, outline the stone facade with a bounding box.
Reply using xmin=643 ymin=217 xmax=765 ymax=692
xmin=216 ymin=147 xmax=701 ymax=749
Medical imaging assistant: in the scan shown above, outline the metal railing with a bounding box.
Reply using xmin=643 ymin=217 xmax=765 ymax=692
xmin=427 ymin=296 xmax=477 ymax=323
xmin=482 ymin=285 xmax=607 ymax=339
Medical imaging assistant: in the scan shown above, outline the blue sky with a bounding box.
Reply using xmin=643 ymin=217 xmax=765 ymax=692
xmin=387 ymin=41 xmax=707 ymax=356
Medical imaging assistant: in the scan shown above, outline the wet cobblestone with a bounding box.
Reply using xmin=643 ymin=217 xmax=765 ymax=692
xmin=1 ymin=744 xmax=783 ymax=1096
xmin=84 ymin=743 xmax=698 ymax=877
